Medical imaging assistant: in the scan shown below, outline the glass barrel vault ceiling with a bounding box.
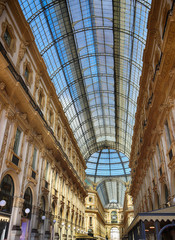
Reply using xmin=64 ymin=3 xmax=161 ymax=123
xmin=18 ymin=0 xmax=152 ymax=162
xmin=86 ymin=149 xmax=129 ymax=181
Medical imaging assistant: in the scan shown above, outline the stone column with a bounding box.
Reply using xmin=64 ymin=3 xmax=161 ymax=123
xmin=60 ymin=224 xmax=65 ymax=240
xmin=140 ymin=220 xmax=146 ymax=240
xmin=154 ymin=220 xmax=160 ymax=240
xmin=0 ymin=108 xmax=13 ymax=169
xmin=44 ymin=212 xmax=51 ymax=240
xmin=9 ymin=197 xmax=24 ymax=240
xmin=54 ymin=218 xmax=59 ymax=240
xmin=133 ymin=226 xmax=138 ymax=239
xmin=30 ymin=206 xmax=39 ymax=240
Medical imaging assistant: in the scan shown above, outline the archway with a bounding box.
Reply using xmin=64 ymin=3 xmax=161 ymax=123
xmin=21 ymin=187 xmax=33 ymax=240
xmin=0 ymin=174 xmax=14 ymax=240
xmin=110 ymin=228 xmax=120 ymax=240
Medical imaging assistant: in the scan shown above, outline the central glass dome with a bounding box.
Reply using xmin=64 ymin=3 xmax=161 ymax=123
xmin=86 ymin=149 xmax=130 ymax=178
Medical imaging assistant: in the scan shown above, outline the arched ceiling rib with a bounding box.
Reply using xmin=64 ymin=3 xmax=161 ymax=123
xmin=19 ymin=0 xmax=152 ymax=160
xmin=96 ymin=178 xmax=127 ymax=207
xmin=86 ymin=149 xmax=130 ymax=179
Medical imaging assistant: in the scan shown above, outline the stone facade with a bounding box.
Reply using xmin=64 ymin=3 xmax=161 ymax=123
xmin=0 ymin=1 xmax=86 ymax=239
xmin=129 ymin=0 xmax=175 ymax=216
xmin=85 ymin=184 xmax=134 ymax=240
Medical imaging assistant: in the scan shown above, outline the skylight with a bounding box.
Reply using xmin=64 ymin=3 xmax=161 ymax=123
xmin=18 ymin=0 xmax=152 ymax=161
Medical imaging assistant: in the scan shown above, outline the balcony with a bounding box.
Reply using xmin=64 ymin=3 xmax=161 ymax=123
xmin=31 ymin=170 xmax=36 ymax=179
xmin=27 ymin=167 xmax=37 ymax=185
xmin=42 ymin=179 xmax=49 ymax=194
xmin=52 ymin=188 xmax=58 ymax=201
xmin=6 ymin=150 xmax=21 ymax=174
xmin=60 ymin=195 xmax=65 ymax=207
xmin=12 ymin=153 xmax=19 ymax=166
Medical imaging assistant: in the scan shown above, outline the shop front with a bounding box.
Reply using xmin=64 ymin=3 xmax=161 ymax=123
xmin=123 ymin=206 xmax=175 ymax=240
xmin=0 ymin=174 xmax=14 ymax=240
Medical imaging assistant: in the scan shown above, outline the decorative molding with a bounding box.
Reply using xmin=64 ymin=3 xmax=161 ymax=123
xmin=33 ymin=72 xmax=41 ymax=97
xmin=0 ymin=118 xmax=10 ymax=166
xmin=6 ymin=157 xmax=21 ymax=174
xmin=17 ymin=112 xmax=29 ymax=125
xmin=5 ymin=107 xmax=15 ymax=121
xmin=0 ymin=81 xmax=6 ymax=90
xmin=16 ymin=41 xmax=29 ymax=71
xmin=13 ymin=196 xmax=24 ymax=208
xmin=1 ymin=18 xmax=16 ymax=56
xmin=0 ymin=0 xmax=7 ymax=17
xmin=23 ymin=58 xmax=33 ymax=87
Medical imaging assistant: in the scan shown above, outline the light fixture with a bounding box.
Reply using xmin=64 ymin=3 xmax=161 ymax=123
xmin=149 ymin=226 xmax=155 ymax=229
xmin=42 ymin=216 xmax=46 ymax=220
xmin=25 ymin=208 xmax=30 ymax=214
xmin=53 ymin=219 xmax=56 ymax=224
xmin=0 ymin=200 xmax=6 ymax=207
xmin=145 ymin=229 xmax=149 ymax=232
xmin=68 ymin=225 xmax=70 ymax=228
xmin=74 ymin=227 xmax=76 ymax=230
xmin=62 ymin=222 xmax=65 ymax=226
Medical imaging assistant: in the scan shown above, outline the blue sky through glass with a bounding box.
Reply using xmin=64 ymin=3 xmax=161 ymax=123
xmin=18 ymin=0 xmax=152 ymax=170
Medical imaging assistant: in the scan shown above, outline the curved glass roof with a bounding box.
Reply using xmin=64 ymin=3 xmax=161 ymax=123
xmin=97 ymin=178 xmax=126 ymax=207
xmin=86 ymin=149 xmax=129 ymax=180
xmin=18 ymin=0 xmax=152 ymax=161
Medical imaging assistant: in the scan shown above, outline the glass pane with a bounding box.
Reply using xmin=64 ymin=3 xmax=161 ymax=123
xmin=13 ymin=128 xmax=21 ymax=155
xmin=4 ymin=29 xmax=11 ymax=46
xmin=32 ymin=148 xmax=37 ymax=170
xmin=18 ymin=0 xmax=151 ymax=161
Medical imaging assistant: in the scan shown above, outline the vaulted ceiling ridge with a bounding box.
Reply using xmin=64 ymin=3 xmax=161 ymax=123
xmin=19 ymin=0 xmax=152 ymax=177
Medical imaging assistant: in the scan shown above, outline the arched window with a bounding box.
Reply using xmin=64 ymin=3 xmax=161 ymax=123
xmin=111 ymin=211 xmax=117 ymax=223
xmin=23 ymin=187 xmax=32 ymax=219
xmin=0 ymin=174 xmax=14 ymax=213
xmin=110 ymin=228 xmax=120 ymax=240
